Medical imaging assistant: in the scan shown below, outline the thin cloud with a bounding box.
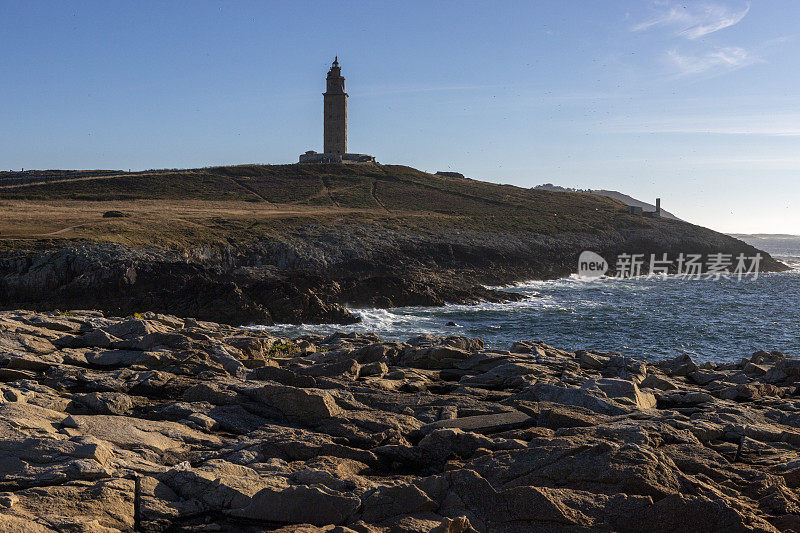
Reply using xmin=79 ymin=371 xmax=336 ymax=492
xmin=633 ymin=3 xmax=750 ymax=39
xmin=654 ymin=127 xmax=800 ymax=136
xmin=666 ymin=46 xmax=756 ymax=75
xmin=610 ymin=115 xmax=800 ymax=136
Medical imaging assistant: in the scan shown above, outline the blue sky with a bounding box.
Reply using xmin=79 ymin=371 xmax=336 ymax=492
xmin=1 ymin=1 xmax=799 ymax=233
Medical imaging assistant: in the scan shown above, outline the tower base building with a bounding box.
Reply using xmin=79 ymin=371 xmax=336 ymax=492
xmin=299 ymin=151 xmax=375 ymax=164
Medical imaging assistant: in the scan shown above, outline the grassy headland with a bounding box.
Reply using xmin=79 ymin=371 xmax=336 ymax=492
xmin=0 ymin=163 xmax=786 ymax=324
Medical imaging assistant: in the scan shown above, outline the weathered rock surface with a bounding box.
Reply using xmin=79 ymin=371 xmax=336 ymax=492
xmin=1 ymin=310 xmax=799 ymax=531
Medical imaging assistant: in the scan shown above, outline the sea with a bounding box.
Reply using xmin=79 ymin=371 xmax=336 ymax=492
xmin=255 ymin=235 xmax=800 ymax=363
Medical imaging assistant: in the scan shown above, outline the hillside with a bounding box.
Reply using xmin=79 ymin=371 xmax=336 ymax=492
xmin=0 ymin=163 xmax=647 ymax=245
xmin=0 ymin=163 xmax=787 ymax=324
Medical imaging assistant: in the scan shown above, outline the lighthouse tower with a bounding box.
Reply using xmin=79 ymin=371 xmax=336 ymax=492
xmin=298 ymin=57 xmax=375 ymax=163
xmin=323 ymin=57 xmax=347 ymax=155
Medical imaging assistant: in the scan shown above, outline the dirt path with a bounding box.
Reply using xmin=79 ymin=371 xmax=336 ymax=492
xmin=371 ymin=180 xmax=389 ymax=211
xmin=0 ymin=171 xmax=190 ymax=189
xmin=2 ymin=224 xmax=86 ymax=239
xmin=226 ymin=177 xmax=277 ymax=208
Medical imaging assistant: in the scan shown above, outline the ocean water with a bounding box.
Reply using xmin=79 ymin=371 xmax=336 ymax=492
xmin=255 ymin=235 xmax=800 ymax=363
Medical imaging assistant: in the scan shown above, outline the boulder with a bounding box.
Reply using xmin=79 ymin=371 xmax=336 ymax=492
xmin=658 ymin=353 xmax=698 ymax=377
xmin=58 ymin=329 xmax=121 ymax=349
xmin=537 ymin=402 xmax=607 ymax=429
xmin=519 ymin=383 xmax=628 ymax=415
xmin=250 ymin=383 xmax=344 ymax=423
xmin=304 ymin=358 xmax=361 ymax=379
xmin=418 ymin=411 xmax=533 ymax=435
xmin=0 ymin=436 xmax=114 ymax=489
xmin=594 ymin=378 xmax=657 ymax=409
xmin=72 ymin=392 xmax=133 ymax=415
xmin=640 ymin=373 xmax=678 ymax=391
xmin=361 ymin=483 xmax=438 ymax=523
xmin=352 ymin=342 xmax=402 ymax=364
xmin=62 ymin=414 xmax=221 ymax=453
xmin=744 ymin=362 xmax=769 ymax=376
xmin=161 ymin=459 xmax=269 ymax=511
xmin=103 ymin=318 xmax=166 ymax=339
xmin=719 ymin=383 xmax=780 ymax=401
xmin=403 ymin=345 xmax=474 ymax=369
xmin=229 ymin=482 xmax=361 ymax=525
xmin=576 ymin=350 xmax=610 ymax=370
xmin=360 ymin=361 xmax=388 ymax=377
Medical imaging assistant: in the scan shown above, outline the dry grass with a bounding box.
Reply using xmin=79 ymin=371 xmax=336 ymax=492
xmin=0 ymin=163 xmax=648 ymax=249
xmin=0 ymin=199 xmax=451 ymax=248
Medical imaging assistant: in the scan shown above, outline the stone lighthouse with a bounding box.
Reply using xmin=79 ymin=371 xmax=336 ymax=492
xmin=299 ymin=57 xmax=375 ymax=164
xmin=324 ymin=56 xmax=347 ymax=155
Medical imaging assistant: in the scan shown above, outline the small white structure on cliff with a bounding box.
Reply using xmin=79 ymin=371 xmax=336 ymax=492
xmin=299 ymin=57 xmax=376 ymax=164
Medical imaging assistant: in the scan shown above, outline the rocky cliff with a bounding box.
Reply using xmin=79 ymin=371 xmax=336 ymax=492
xmin=0 ymin=221 xmax=786 ymax=326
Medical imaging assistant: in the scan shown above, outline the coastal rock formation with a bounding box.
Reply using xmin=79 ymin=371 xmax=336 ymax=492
xmin=1 ymin=310 xmax=799 ymax=531
xmin=0 ymin=222 xmax=785 ymax=325
xmin=0 ymin=163 xmax=787 ymax=325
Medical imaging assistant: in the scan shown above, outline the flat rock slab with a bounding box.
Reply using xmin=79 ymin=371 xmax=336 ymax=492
xmin=418 ymin=410 xmax=534 ymax=435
